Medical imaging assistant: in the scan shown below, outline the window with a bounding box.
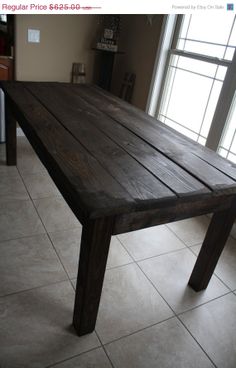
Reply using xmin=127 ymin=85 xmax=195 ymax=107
xmin=218 ymin=92 xmax=236 ymax=163
xmin=148 ymin=15 xmax=236 ymax=162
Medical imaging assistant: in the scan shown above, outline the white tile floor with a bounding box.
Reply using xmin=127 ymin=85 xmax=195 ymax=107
xmin=1 ymin=136 xmax=236 ymax=367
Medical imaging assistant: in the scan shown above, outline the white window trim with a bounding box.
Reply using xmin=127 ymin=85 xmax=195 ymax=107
xmin=146 ymin=15 xmax=177 ymax=116
xmin=207 ymin=49 xmax=236 ymax=150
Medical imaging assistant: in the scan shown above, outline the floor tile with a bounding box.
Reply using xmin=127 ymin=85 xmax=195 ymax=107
xmin=17 ymin=152 xmax=47 ymax=176
xmin=106 ymin=237 xmax=133 ymax=269
xmin=17 ymin=137 xmax=46 ymax=176
xmin=0 ymin=143 xmax=19 ymax=177
xmin=50 ymin=347 xmax=112 ymax=368
xmin=34 ymin=197 xmax=80 ymax=233
xmin=167 ymin=216 xmax=210 ymax=246
xmin=49 ymin=228 xmax=82 ymax=279
xmin=0 ymin=281 xmax=100 ymax=368
xmin=0 ymin=234 xmax=67 ymax=296
xmin=50 ymin=229 xmax=133 ymax=279
xmin=105 ymin=317 xmax=213 ymax=368
xmin=118 ymin=225 xmax=185 ymax=261
xmin=17 ymin=135 xmax=33 ymax=153
xmin=139 ymin=248 xmax=229 ymax=314
xmin=96 ymin=263 xmax=173 ymax=344
xmin=180 ymin=293 xmax=236 ymax=368
xmin=17 ymin=136 xmax=37 ymax=157
xmin=0 ymin=162 xmax=19 ymax=178
xmin=0 ymin=175 xmax=29 ymax=202
xmin=0 ymin=199 xmax=45 ymax=242
xmin=191 ymin=236 xmax=236 ymax=290
xmin=23 ymin=171 xmax=61 ymax=199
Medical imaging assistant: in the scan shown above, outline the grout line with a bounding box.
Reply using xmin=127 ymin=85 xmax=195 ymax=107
xmin=0 ymin=229 xmax=47 ymax=245
xmin=17 ymin=165 xmax=73 ymax=285
xmin=116 ymin=231 xmax=228 ymax=322
xmin=102 ymin=315 xmax=175 ymax=347
xmin=115 ymin=236 xmax=136 ymax=262
xmin=188 ymin=244 xmax=233 ymax=292
xmin=122 ymin=244 xmax=187 ymax=263
xmin=176 ymin=315 xmax=218 ymax=367
xmin=134 ymin=252 xmax=234 ymax=367
xmin=28 ymin=193 xmax=63 ymax=201
xmin=135 ymin=259 xmax=229 ymax=368
xmin=136 ymin=251 xmax=233 ymax=317
xmin=165 ymin=220 xmax=205 ymax=248
xmin=106 ymin=259 xmax=134 ymax=271
xmin=0 ymin=278 xmax=70 ymax=299
xmin=45 ymin=346 xmax=104 ymax=368
xmin=177 ymin=290 xmax=233 ymax=317
xmin=94 ymin=331 xmax=116 ymax=368
xmin=2 ymin=138 xmax=236 ymax=367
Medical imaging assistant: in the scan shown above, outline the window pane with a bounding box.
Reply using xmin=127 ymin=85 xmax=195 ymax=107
xmin=160 ymin=66 xmax=212 ymax=134
xmin=179 ymin=39 xmax=226 ymax=59
xmin=227 ymin=152 xmax=236 ymax=163
xmin=230 ymin=135 xmax=236 ymax=155
xmin=216 ymin=66 xmax=227 ymax=81
xmin=161 ymin=116 xmax=199 ymax=141
xmin=197 ymin=136 xmax=206 ymax=146
xmin=200 ymin=80 xmax=223 ymax=138
xmin=180 ymin=15 xmax=191 ymax=39
xmin=229 ymin=19 xmax=236 ymax=47
xmin=177 ymin=15 xmax=235 ymax=60
xmin=224 ymin=47 xmax=235 ymax=61
xmin=181 ymin=15 xmax=234 ymax=46
xmin=218 ymin=147 xmax=228 ymax=158
xmin=160 ymin=64 xmax=176 ymax=118
xmin=157 ymin=15 xmax=235 ymax=149
xmin=173 ymin=55 xmax=217 ymax=78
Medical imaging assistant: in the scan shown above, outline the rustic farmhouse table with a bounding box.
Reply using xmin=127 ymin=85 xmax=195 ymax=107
xmin=1 ymin=81 xmax=236 ymax=336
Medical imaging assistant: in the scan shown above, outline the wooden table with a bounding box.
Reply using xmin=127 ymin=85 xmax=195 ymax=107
xmin=2 ymin=81 xmax=236 ymax=336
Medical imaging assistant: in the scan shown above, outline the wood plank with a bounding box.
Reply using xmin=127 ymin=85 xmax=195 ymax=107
xmin=189 ymin=201 xmax=236 ymax=290
xmin=78 ymin=84 xmax=236 ymax=193
xmin=5 ymin=96 xmax=16 ymax=166
xmin=113 ymin=193 xmax=235 ymax=234
xmin=46 ymin=82 xmax=210 ymax=198
xmin=73 ymin=217 xmax=114 ymax=335
xmin=1 ymin=82 xmax=135 ymax=219
xmin=25 ymin=82 xmax=176 ymax=204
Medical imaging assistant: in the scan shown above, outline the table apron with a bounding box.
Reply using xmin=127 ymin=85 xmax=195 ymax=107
xmin=113 ymin=194 xmax=236 ymax=235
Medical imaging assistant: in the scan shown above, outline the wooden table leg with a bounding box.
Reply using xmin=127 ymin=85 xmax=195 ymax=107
xmin=5 ymin=98 xmax=16 ymax=166
xmin=73 ymin=217 xmax=114 ymax=336
xmin=189 ymin=205 xmax=236 ymax=291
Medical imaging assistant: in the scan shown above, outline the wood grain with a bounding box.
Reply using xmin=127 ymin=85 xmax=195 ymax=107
xmin=73 ymin=217 xmax=114 ymax=335
xmin=28 ymin=82 xmax=209 ymax=198
xmin=79 ymin=84 xmax=236 ymax=192
xmin=25 ymin=82 xmax=176 ymax=204
xmin=189 ymin=201 xmax=236 ymax=290
xmin=5 ymin=96 xmax=16 ymax=166
xmin=2 ymin=81 xmax=236 ymax=336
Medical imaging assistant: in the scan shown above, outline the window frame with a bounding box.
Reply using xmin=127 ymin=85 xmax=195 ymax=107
xmin=147 ymin=14 xmax=236 ymax=153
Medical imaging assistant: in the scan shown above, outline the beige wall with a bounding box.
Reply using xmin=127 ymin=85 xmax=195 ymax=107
xmin=15 ymin=15 xmax=98 ymax=82
xmin=112 ymin=15 xmax=164 ymax=110
xmin=15 ymin=15 xmax=163 ymax=110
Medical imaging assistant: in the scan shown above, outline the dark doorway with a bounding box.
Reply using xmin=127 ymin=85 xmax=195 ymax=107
xmin=0 ymin=15 xmax=15 ymax=80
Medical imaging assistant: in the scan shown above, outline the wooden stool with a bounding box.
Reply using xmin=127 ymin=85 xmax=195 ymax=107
xmin=119 ymin=72 xmax=136 ymax=102
xmin=71 ymin=63 xmax=86 ymax=84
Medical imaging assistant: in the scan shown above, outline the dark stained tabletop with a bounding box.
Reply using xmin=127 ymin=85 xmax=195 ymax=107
xmin=2 ymin=81 xmax=236 ymax=219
